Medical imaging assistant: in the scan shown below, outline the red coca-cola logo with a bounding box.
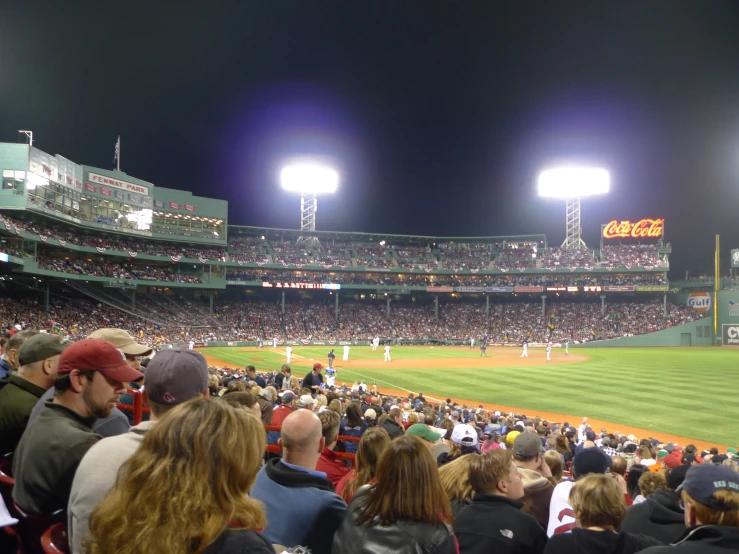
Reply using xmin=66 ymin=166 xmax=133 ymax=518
xmin=602 ymin=218 xmax=664 ymax=239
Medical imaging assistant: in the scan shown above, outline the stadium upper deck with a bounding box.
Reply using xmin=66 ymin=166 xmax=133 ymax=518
xmin=0 ymin=142 xmax=670 ymax=290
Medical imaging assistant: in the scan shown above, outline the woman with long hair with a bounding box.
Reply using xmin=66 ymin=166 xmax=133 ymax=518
xmin=625 ymin=464 xmax=649 ymax=504
xmin=332 ymin=435 xmax=457 ymax=554
xmin=341 ymin=403 xmax=367 ymax=455
xmin=336 ymin=427 xmax=391 ymax=502
xmin=85 ymin=397 xmax=272 ymax=554
xmin=543 ymin=450 xmax=564 ymax=483
xmin=438 ymin=454 xmax=476 ymax=517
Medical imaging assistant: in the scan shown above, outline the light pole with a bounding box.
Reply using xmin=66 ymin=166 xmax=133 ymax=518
xmin=538 ymin=166 xmax=610 ymax=250
xmin=280 ymin=160 xmax=339 ymax=247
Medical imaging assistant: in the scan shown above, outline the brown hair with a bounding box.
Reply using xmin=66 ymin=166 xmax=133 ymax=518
xmin=638 ymin=472 xmax=668 ymax=498
xmin=328 ymin=399 xmax=343 ymax=416
xmin=439 ymin=454 xmax=476 ymax=505
xmin=570 ymin=473 xmax=626 ymax=529
xmin=407 ymin=413 xmax=418 ymax=425
xmin=342 ymin=427 xmax=391 ymax=502
xmin=355 ymin=435 xmax=453 ymax=526
xmin=87 ymin=398 xmax=265 ymax=554
xmin=683 ymin=490 xmax=739 ymax=527
xmin=469 ymin=450 xmax=513 ymax=494
xmin=318 ymin=409 xmax=341 ymax=444
xmin=221 ymin=391 xmax=259 ymax=411
xmin=225 ymin=380 xmax=248 ymax=393
xmin=543 ymin=450 xmax=564 ymax=483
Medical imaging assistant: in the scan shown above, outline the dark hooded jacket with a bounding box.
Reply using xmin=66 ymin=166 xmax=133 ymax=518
xmin=544 ymin=528 xmax=661 ymax=554
xmin=620 ymin=489 xmax=686 ymax=544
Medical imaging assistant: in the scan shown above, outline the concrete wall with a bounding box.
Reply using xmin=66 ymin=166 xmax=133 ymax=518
xmin=574 ymin=318 xmax=714 ymax=347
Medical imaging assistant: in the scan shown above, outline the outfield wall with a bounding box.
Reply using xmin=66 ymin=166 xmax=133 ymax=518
xmin=574 ymin=318 xmax=713 ymax=347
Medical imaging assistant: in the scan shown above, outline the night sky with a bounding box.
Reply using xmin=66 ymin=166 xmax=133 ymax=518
xmin=2 ymin=2 xmax=739 ymax=277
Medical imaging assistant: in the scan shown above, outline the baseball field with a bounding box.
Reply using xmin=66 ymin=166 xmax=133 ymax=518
xmin=200 ymin=345 xmax=739 ymax=450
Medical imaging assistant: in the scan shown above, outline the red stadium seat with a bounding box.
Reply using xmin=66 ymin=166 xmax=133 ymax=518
xmin=40 ymin=523 xmax=69 ymax=554
xmin=13 ymin=503 xmax=60 ymax=554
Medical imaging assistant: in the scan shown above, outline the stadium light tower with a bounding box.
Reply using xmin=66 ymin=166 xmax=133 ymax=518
xmin=280 ymin=160 xmax=339 ymax=247
xmin=538 ymin=166 xmax=610 ymax=250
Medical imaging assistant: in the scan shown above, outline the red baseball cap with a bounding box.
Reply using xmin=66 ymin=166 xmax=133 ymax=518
xmin=313 ymin=363 xmax=323 ymax=370
xmin=58 ymin=339 xmax=144 ymax=382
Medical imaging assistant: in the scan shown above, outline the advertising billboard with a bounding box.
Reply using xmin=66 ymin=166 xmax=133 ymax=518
xmin=732 ymin=249 xmax=739 ymax=268
xmin=722 ymin=324 xmax=739 ymax=346
xmin=602 ymin=218 xmax=664 ymax=239
xmin=687 ymin=292 xmax=711 ymax=313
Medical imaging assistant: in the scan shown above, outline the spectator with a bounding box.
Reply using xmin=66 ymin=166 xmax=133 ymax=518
xmin=405 ymin=422 xmax=443 ymax=449
xmin=302 ymin=363 xmax=324 ymax=392
xmin=221 ymin=391 xmax=262 ymax=420
xmin=621 ymin=468 xmax=687 ymax=544
xmin=271 ymin=390 xmax=297 ymax=428
xmin=0 ymin=334 xmax=65 ymax=455
xmin=251 ymin=409 xmax=346 ymax=552
xmin=85 ymin=398 xmax=273 ymax=554
xmin=626 ymin=464 xmax=650 ymax=504
xmin=547 ymin=448 xmax=615 ymax=536
xmin=29 ymin=327 xmax=152 ymax=437
xmin=275 ymin=364 xmax=292 ymax=390
xmin=380 ymin=406 xmax=405 ymax=439
xmin=543 ymin=474 xmax=661 ymax=554
xmin=456 ymin=450 xmax=548 ymax=554
xmin=246 ymin=365 xmax=266 ymax=388
xmin=0 ymin=329 xmax=39 ymax=378
xmin=438 ymin=454 xmax=477 ymax=518
xmin=611 ymin=455 xmax=628 ymax=479
xmin=543 ymin=450 xmax=564 ymax=483
xmin=513 ymin=430 xmax=557 ymax=529
xmin=341 ymin=403 xmax=367 ymax=455
xmin=333 ymin=435 xmax=457 ymax=554
xmin=336 ymin=427 xmax=391 ymax=502
xmin=438 ymin=423 xmax=479 ymax=466
xmin=68 ymin=348 xmax=209 ymax=554
xmin=640 ymin=464 xmax=739 ymax=554
xmin=317 ymin=409 xmax=351 ymax=487
xmin=12 ymin=339 xmax=142 ymax=516
xmin=256 ymin=386 xmax=275 ymax=424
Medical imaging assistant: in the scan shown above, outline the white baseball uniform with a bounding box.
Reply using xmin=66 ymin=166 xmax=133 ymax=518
xmin=343 ymin=345 xmax=350 ymax=361
xmin=546 ymin=345 xmax=552 ymax=361
xmin=188 ymin=340 xmax=194 ymax=350
xmin=565 ymin=340 xmax=569 ymax=355
xmin=285 ymin=346 xmax=292 ymax=364
xmin=273 ymin=338 xmax=277 ymax=348
xmin=384 ymin=345 xmax=391 ymax=362
xmin=520 ymin=343 xmax=528 ymax=358
xmin=470 ymin=338 xmax=475 ymax=349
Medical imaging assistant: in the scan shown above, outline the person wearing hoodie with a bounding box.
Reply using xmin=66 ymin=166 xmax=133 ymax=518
xmin=620 ymin=465 xmax=686 ymax=545
xmin=513 ymin=430 xmax=556 ymax=529
xmin=639 ymin=464 xmax=739 ymax=554
xmin=544 ymin=474 xmax=661 ymax=554
xmin=68 ymin=348 xmax=210 ymax=554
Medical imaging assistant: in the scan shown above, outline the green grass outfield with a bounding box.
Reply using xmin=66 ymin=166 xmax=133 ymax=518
xmin=203 ymin=346 xmax=739 ymax=446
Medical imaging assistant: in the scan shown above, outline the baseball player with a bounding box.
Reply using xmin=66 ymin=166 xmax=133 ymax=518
xmin=564 ymin=340 xmax=569 ymax=355
xmin=479 ymin=341 xmax=487 ymax=357
xmin=384 ymin=344 xmax=391 ymax=362
xmin=285 ymin=345 xmax=292 ymax=364
xmin=188 ymin=340 xmax=194 ymax=350
xmin=469 ymin=337 xmax=475 ymax=350
xmin=343 ymin=344 xmax=350 ymax=361
xmin=520 ymin=340 xmax=528 ymax=358
xmin=373 ymin=337 xmax=379 ymax=351
xmin=327 ymin=349 xmax=336 ymax=369
xmin=257 ymin=337 xmax=263 ymax=348
xmin=272 ymin=337 xmax=278 ymax=348
xmin=546 ymin=343 xmax=552 ymax=361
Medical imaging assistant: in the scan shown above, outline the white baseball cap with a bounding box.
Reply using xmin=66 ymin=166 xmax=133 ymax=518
xmin=451 ymin=424 xmax=479 ymax=447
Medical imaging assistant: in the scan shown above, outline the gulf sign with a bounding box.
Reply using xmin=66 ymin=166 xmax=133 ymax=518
xmin=602 ymin=218 xmax=664 ymax=239
xmin=687 ymin=292 xmax=711 ymax=312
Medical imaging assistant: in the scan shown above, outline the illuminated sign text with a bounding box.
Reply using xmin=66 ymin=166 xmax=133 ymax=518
xmin=602 ymin=218 xmax=664 ymax=239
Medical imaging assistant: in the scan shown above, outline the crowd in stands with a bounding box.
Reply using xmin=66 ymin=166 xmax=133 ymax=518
xmin=2 ymin=330 xmax=738 ymax=554
xmin=601 ymin=244 xmax=667 ymax=269
xmin=36 ymin=257 xmax=203 ymax=283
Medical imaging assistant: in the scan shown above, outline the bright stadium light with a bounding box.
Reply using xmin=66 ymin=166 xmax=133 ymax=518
xmin=280 ymin=159 xmax=339 ymax=246
xmin=538 ymin=166 xmax=609 ymax=250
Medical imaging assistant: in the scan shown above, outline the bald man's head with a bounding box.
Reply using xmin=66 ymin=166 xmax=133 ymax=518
xmin=611 ymin=455 xmax=627 ymax=477
xmin=281 ymin=409 xmax=322 ymax=452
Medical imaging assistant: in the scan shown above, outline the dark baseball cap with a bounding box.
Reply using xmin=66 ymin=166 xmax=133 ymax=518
xmin=58 ymin=339 xmax=143 ymax=382
xmin=144 ymin=349 xmax=209 ymax=405
xmin=573 ymin=448 xmax=612 ymax=477
xmin=680 ymin=464 xmax=739 ymax=510
xmin=18 ymin=334 xmax=66 ymax=366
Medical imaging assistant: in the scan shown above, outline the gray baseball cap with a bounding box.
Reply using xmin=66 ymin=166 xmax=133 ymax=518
xmin=144 ymin=348 xmax=209 ymax=405
xmin=18 ymin=334 xmax=67 ymax=366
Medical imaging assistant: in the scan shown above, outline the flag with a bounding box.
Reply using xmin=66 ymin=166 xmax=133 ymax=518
xmin=114 ymin=136 xmax=120 ymax=170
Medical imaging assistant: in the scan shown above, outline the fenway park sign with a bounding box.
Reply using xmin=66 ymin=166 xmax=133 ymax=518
xmin=602 ymin=218 xmax=664 ymax=239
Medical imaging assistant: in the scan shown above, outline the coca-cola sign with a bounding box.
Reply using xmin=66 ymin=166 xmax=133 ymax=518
xmin=602 ymin=218 xmax=664 ymax=239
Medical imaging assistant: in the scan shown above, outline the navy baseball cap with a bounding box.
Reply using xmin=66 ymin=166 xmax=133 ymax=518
xmin=573 ymin=448 xmax=612 ymax=477
xmin=680 ymin=464 xmax=739 ymax=510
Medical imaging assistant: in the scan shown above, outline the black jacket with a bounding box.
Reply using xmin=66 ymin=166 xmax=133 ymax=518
xmin=544 ymin=528 xmax=661 ymax=554
xmin=380 ymin=417 xmax=404 ymax=439
xmin=332 ymin=487 xmax=457 ymax=554
xmin=620 ymin=489 xmax=686 ymax=544
xmin=302 ymin=371 xmax=323 ymax=390
xmin=639 ymin=525 xmax=739 ymax=554
xmin=455 ymin=493 xmax=548 ymax=554
xmin=203 ymin=529 xmax=275 ymax=554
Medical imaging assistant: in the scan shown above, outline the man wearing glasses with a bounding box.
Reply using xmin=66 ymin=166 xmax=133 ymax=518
xmin=12 ymin=338 xmax=144 ymax=517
